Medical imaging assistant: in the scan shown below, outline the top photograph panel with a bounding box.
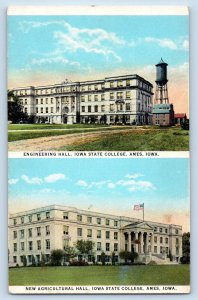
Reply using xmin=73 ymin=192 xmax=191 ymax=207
xmin=7 ymin=6 xmax=189 ymax=151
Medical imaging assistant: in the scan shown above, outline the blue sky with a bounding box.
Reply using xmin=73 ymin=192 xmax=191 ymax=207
xmin=8 ymin=158 xmax=190 ymax=230
xmin=8 ymin=15 xmax=188 ymax=75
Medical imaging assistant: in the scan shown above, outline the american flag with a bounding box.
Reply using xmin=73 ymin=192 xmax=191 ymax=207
xmin=134 ymin=203 xmax=144 ymax=211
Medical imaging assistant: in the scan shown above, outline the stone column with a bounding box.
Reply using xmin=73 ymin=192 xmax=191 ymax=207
xmin=141 ymin=232 xmax=144 ymax=253
xmin=145 ymin=233 xmax=149 ymax=253
xmin=151 ymin=233 xmax=154 ymax=254
xmin=135 ymin=232 xmax=139 ymax=253
xmin=128 ymin=232 xmax=131 ymax=252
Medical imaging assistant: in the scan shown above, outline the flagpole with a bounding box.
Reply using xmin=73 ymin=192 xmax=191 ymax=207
xmin=143 ymin=203 xmax=144 ymax=221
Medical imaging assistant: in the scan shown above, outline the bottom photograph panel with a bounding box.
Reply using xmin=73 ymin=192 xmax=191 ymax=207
xmin=8 ymin=158 xmax=190 ymax=294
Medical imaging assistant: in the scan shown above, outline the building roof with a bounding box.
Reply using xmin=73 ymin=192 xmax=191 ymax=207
xmin=174 ymin=113 xmax=186 ymax=118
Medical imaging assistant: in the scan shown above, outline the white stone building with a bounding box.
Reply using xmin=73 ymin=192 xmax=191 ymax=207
xmin=11 ymin=74 xmax=153 ymax=125
xmin=8 ymin=205 xmax=182 ymax=266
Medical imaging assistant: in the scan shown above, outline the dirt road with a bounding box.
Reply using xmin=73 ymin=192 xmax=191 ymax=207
xmin=8 ymin=129 xmax=134 ymax=151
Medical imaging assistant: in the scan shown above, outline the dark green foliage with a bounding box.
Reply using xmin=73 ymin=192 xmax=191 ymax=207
xmin=50 ymin=249 xmax=64 ymax=266
xmin=180 ymin=232 xmax=190 ymax=264
xmin=119 ymin=251 xmax=138 ymax=263
xmin=75 ymin=240 xmax=95 ymax=259
xmin=101 ymin=251 xmax=106 ymax=265
xmin=8 ymin=90 xmax=28 ymax=123
xmin=22 ymin=255 xmax=27 ymax=267
xmin=31 ymin=255 xmax=36 ymax=267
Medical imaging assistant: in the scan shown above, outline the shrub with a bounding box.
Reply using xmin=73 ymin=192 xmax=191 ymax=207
xmin=69 ymin=260 xmax=88 ymax=266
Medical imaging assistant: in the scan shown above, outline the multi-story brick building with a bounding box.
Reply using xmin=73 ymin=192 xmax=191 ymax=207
xmin=8 ymin=205 xmax=182 ymax=267
xmin=11 ymin=74 xmax=153 ymax=125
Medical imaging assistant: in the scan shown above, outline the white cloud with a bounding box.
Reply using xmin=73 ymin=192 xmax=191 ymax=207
xmin=144 ymin=37 xmax=189 ymax=51
xmin=117 ymin=179 xmax=155 ymax=192
xmin=21 ymin=175 xmax=43 ymax=185
xmin=125 ymin=173 xmax=143 ymax=179
xmin=107 ymin=182 xmax=116 ymax=189
xmin=40 ymin=188 xmax=54 ymax=193
xmin=31 ymin=56 xmax=80 ymax=67
xmin=76 ymin=180 xmax=89 ymax=187
xmin=44 ymin=173 xmax=66 ymax=183
xmin=8 ymin=178 xmax=19 ymax=185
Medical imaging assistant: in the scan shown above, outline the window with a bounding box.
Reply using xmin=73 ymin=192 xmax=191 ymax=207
xmin=81 ymin=96 xmax=85 ymax=102
xmin=37 ymin=227 xmax=41 ymax=236
xmin=114 ymin=220 xmax=118 ymax=227
xmin=41 ymin=98 xmax=43 ymax=104
xmin=20 ymin=230 xmax=24 ymax=238
xmin=24 ymin=99 xmax=27 ymax=105
xmin=13 ymin=231 xmax=17 ymax=239
xmin=176 ymin=238 xmax=179 ymax=245
xmin=63 ymin=212 xmax=68 ymax=219
xmin=63 ymin=239 xmax=69 ymax=250
xmin=28 ymin=228 xmax=32 ymax=238
xmin=117 ymin=92 xmax=123 ymax=99
xmin=165 ymin=238 xmax=168 ymax=244
xmin=37 ymin=214 xmax=41 ymax=221
xmin=94 ymin=105 xmax=98 ymax=112
xmin=87 ymin=229 xmax=92 ymax=238
xmin=126 ymin=103 xmax=131 ymax=111
xmin=24 ymin=107 xmax=28 ymax=113
xmin=63 ymin=225 xmax=69 ymax=235
xmin=97 ymin=230 xmax=101 ymax=238
xmin=87 ymin=216 xmax=92 ymax=224
xmin=106 ymin=243 xmax=110 ymax=251
xmin=28 ymin=215 xmax=32 ymax=222
xmin=45 ymin=254 xmax=50 ymax=262
xmin=21 ymin=242 xmax=24 ymax=251
xmin=13 ymin=219 xmax=17 ymax=225
xmin=101 ymin=94 xmax=105 ymax=101
xmin=159 ymin=228 xmax=163 ymax=233
xmin=36 ymin=107 xmax=38 ymax=113
xmin=13 ymin=256 xmax=17 ymax=263
xmin=94 ymin=85 xmax=98 ymax=90
xmin=101 ymin=105 xmax=105 ymax=112
xmin=46 ymin=98 xmax=48 ymax=104
xmin=114 ymin=243 xmax=118 ymax=252
xmin=88 ymin=95 xmax=92 ymax=102
xmin=13 ymin=243 xmax=17 ymax=252
xmin=77 ymin=228 xmax=82 ymax=237
xmin=154 ymin=246 xmax=157 ymax=253
xmin=110 ymin=93 xmax=114 ymax=100
xmin=81 ymin=106 xmax=85 ymax=112
xmin=126 ymin=79 xmax=130 ymax=86
xmin=46 ymin=225 xmax=50 ymax=235
xmin=88 ymin=85 xmax=92 ymax=91
xmin=28 ymin=255 xmax=32 ymax=263
xmin=117 ymin=80 xmax=123 ymax=87
xmin=46 ymin=212 xmax=50 ymax=219
xmin=37 ymin=240 xmax=41 ymax=250
xmin=94 ymin=95 xmax=98 ymax=101
xmin=165 ymin=228 xmax=168 ymax=233
xmin=114 ymin=232 xmax=118 ymax=240
xmin=51 ymin=98 xmax=53 ymax=104
xmin=51 ymin=107 xmax=53 ymax=113
xmin=46 ymin=107 xmax=48 ymax=113
xmin=106 ymin=219 xmax=110 ymax=226
xmin=46 ymin=239 xmax=50 ymax=250
xmin=160 ymin=246 xmax=163 ymax=253
xmin=21 ymin=217 xmax=24 ymax=224
xmin=102 ymin=83 xmax=105 ymax=89
xmin=106 ymin=231 xmax=110 ymax=239
xmin=160 ymin=237 xmax=163 ymax=243
xmin=77 ymin=215 xmax=82 ymax=222
xmin=97 ymin=218 xmax=101 ymax=225
xmin=154 ymin=236 xmax=157 ymax=243
xmin=88 ymin=106 xmax=91 ymax=113
xmin=110 ymin=81 xmax=114 ymax=88
xmin=29 ymin=241 xmax=33 ymax=251
xmin=175 ymin=229 xmax=179 ymax=234
xmin=97 ymin=242 xmax=101 ymax=251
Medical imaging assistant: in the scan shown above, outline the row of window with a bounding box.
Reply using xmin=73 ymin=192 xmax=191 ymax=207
xmin=76 ymin=214 xmax=119 ymax=227
xmin=154 ymin=236 xmax=169 ymax=244
xmin=77 ymin=228 xmax=118 ymax=240
xmin=13 ymin=225 xmax=50 ymax=239
xmin=81 ymin=103 xmax=132 ymax=113
xmin=154 ymin=226 xmax=179 ymax=235
xmin=13 ymin=212 xmax=50 ymax=225
xmin=13 ymin=239 xmax=50 ymax=252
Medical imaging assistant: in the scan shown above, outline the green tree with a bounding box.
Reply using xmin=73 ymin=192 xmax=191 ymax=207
xmin=75 ymin=240 xmax=95 ymax=261
xmin=40 ymin=253 xmax=46 ymax=267
xmin=50 ymin=249 xmax=64 ymax=266
xmin=180 ymin=232 xmax=190 ymax=264
xmin=22 ymin=255 xmax=27 ymax=267
xmin=101 ymin=251 xmax=106 ymax=265
xmin=119 ymin=251 xmax=138 ymax=264
xmin=8 ymin=90 xmax=28 ymax=123
xmin=64 ymin=246 xmax=77 ymax=262
xmin=111 ymin=252 xmax=116 ymax=265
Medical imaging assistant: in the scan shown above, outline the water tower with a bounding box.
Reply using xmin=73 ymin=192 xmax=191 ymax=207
xmin=155 ymin=58 xmax=169 ymax=104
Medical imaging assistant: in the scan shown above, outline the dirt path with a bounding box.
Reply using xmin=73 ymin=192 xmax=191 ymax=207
xmin=8 ymin=129 xmax=137 ymax=151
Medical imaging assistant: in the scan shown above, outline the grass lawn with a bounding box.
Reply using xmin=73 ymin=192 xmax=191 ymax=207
xmin=8 ymin=124 xmax=109 ymax=131
xmin=65 ymin=128 xmax=189 ymax=151
xmin=9 ymin=265 xmax=190 ymax=286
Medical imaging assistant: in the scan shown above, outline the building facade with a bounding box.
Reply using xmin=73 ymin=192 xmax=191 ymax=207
xmin=8 ymin=205 xmax=182 ymax=266
xmin=11 ymin=74 xmax=153 ymax=125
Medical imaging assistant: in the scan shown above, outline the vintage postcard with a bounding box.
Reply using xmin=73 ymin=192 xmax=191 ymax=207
xmin=7 ymin=6 xmax=190 ymax=294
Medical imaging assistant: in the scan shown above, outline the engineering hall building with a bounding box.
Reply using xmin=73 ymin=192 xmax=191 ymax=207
xmin=11 ymin=74 xmax=153 ymax=125
xmin=8 ymin=205 xmax=182 ymax=267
